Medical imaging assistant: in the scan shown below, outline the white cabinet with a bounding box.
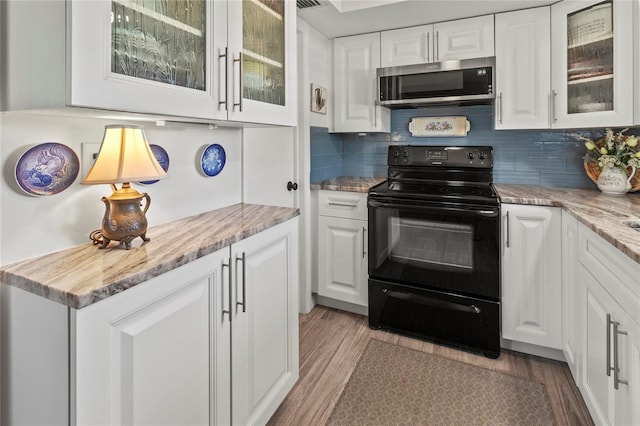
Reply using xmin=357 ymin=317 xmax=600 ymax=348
xmin=434 ymin=15 xmax=494 ymax=62
xmin=494 ymin=7 xmax=551 ymax=129
xmin=1 ymin=219 xmax=299 ymax=426
xmin=1 ymin=1 xmax=296 ymax=126
xmin=230 ymin=219 xmax=299 ymax=426
xmin=317 ymin=191 xmax=368 ymax=307
xmin=333 ymin=33 xmax=390 ymax=133
xmin=380 ymin=15 xmax=494 ymax=67
xmin=501 ymin=204 xmax=562 ymax=349
xmin=226 ymin=0 xmax=297 ymax=125
xmin=1 ymin=1 xmax=224 ymax=119
xmin=577 ymin=223 xmax=640 ymax=426
xmin=551 ymin=0 xmax=633 ymax=128
xmin=561 ymin=211 xmax=581 ymax=381
xmin=73 ymin=248 xmax=231 ymax=426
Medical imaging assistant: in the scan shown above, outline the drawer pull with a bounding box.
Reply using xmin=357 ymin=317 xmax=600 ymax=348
xmin=328 ymin=202 xmax=358 ymax=208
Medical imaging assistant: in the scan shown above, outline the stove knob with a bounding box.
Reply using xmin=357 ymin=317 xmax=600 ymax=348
xmin=467 ymin=152 xmax=475 ymax=160
xmin=403 ymin=149 xmax=408 ymax=157
xmin=478 ymin=152 xmax=486 ymax=160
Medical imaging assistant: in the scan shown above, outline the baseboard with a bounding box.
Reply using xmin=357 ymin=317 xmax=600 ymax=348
xmin=501 ymin=339 xmax=566 ymax=362
xmin=315 ymin=294 xmax=368 ymax=316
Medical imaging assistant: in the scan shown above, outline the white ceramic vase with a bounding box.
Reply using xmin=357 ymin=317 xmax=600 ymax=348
xmin=596 ymin=165 xmax=637 ymax=195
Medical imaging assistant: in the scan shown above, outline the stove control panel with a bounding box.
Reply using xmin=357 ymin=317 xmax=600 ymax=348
xmin=388 ymin=145 xmax=493 ymax=168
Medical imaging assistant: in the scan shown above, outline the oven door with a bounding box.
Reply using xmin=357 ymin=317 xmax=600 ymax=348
xmin=367 ymin=196 xmax=500 ymax=300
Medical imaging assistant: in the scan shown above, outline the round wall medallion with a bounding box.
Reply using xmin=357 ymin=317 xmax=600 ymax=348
xmin=139 ymin=144 xmax=170 ymax=185
xmin=200 ymin=143 xmax=226 ymax=177
xmin=15 ymin=142 xmax=80 ymax=196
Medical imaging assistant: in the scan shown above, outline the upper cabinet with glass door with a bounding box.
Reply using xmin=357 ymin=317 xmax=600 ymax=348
xmin=1 ymin=1 xmax=227 ymax=120
xmin=226 ymin=0 xmax=297 ymax=126
xmin=551 ymin=0 xmax=633 ymax=128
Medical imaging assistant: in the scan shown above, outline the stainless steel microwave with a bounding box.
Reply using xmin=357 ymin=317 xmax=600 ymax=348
xmin=377 ymin=57 xmax=495 ymax=108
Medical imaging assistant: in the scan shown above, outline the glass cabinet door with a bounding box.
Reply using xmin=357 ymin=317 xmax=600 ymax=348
xmin=551 ymin=0 xmax=633 ymax=128
xmin=242 ymin=0 xmax=286 ymax=106
xmin=110 ymin=0 xmax=207 ymax=91
xmin=227 ymin=0 xmax=296 ymax=126
xmin=69 ymin=0 xmax=222 ymax=119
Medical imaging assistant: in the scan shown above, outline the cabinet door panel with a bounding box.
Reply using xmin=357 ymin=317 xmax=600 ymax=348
xmin=561 ymin=211 xmax=581 ymax=380
xmin=227 ymin=0 xmax=297 ymax=125
xmin=73 ymin=249 xmax=231 ymax=426
xmin=318 ymin=216 xmax=367 ymax=306
xmin=551 ymin=0 xmax=633 ymax=128
xmin=581 ymin=264 xmax=613 ymax=425
xmin=495 ymin=7 xmax=550 ymax=129
xmin=501 ymin=205 xmax=562 ymax=348
xmin=333 ymin=33 xmax=390 ymax=133
xmin=110 ymin=280 xmax=210 ymax=426
xmin=434 ymin=15 xmax=494 ymax=62
xmin=231 ymin=220 xmax=298 ymax=426
xmin=69 ymin=1 xmax=222 ymax=119
xmin=380 ymin=25 xmax=432 ymax=67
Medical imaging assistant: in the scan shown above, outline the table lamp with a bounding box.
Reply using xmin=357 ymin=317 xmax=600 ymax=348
xmin=82 ymin=125 xmax=168 ymax=249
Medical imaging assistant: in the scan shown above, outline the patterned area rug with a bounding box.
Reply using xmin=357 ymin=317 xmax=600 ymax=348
xmin=327 ymin=339 xmax=553 ymax=426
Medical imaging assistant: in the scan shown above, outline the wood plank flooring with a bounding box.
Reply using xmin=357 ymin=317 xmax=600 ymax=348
xmin=268 ymin=305 xmax=593 ymax=426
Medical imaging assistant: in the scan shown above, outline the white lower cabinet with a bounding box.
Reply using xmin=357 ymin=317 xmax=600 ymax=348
xmin=230 ymin=220 xmax=299 ymax=426
xmin=317 ymin=191 xmax=368 ymax=307
xmin=1 ymin=219 xmax=298 ymax=426
xmin=501 ymin=204 xmax=562 ymax=349
xmin=561 ymin=211 xmax=581 ymax=381
xmin=578 ymin=223 xmax=640 ymax=426
xmin=74 ymin=248 xmax=231 ymax=426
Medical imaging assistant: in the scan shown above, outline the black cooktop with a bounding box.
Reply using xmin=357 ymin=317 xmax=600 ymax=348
xmin=369 ymin=145 xmax=499 ymax=206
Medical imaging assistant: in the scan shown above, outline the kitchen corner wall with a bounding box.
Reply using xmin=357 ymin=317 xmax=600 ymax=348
xmin=0 ymin=112 xmax=242 ymax=265
xmin=310 ymin=104 xmax=635 ymax=189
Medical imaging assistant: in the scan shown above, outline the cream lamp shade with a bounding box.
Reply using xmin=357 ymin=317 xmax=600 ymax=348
xmin=82 ymin=125 xmax=168 ymax=184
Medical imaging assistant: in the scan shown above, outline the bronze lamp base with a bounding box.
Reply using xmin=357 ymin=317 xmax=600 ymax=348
xmin=91 ymin=183 xmax=151 ymax=250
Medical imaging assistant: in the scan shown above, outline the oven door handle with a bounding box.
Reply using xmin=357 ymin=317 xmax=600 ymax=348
xmin=383 ymin=288 xmax=481 ymax=314
xmin=368 ymin=199 xmax=499 ymax=218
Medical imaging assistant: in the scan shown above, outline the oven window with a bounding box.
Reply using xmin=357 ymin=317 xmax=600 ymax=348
xmin=390 ymin=218 xmax=473 ymax=271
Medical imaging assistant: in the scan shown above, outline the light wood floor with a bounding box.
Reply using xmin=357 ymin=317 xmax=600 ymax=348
xmin=268 ymin=305 xmax=593 ymax=426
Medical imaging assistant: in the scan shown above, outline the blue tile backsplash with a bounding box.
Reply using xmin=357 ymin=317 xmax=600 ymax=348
xmin=310 ymin=105 xmax=638 ymax=189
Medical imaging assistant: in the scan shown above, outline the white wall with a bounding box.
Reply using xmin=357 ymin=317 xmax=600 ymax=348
xmin=0 ymin=112 xmax=242 ymax=265
xmin=306 ymin=25 xmax=333 ymax=129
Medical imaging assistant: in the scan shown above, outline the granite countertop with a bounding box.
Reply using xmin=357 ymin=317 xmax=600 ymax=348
xmin=0 ymin=203 xmax=299 ymax=309
xmin=311 ymin=176 xmax=386 ymax=193
xmin=495 ymin=184 xmax=640 ymax=264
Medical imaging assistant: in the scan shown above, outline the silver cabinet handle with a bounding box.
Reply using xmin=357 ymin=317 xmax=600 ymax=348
xmin=233 ymin=52 xmax=244 ymax=112
xmin=613 ymin=320 xmax=629 ymax=390
xmin=607 ymin=313 xmax=612 ymax=377
xmin=328 ymin=201 xmax=358 ymax=208
xmin=222 ymin=258 xmax=232 ymax=322
xmin=551 ymin=90 xmax=558 ymax=123
xmin=362 ymin=226 xmax=366 ymax=258
xmin=498 ymin=92 xmax=503 ymax=125
xmin=426 ymin=32 xmax=430 ymax=62
xmin=505 ymin=211 xmax=510 ymax=248
xmin=235 ymin=252 xmax=246 ymax=312
xmin=435 ymin=30 xmax=439 ymax=61
xmin=218 ymin=47 xmax=228 ymax=110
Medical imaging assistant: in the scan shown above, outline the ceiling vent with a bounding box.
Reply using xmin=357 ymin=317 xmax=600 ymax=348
xmin=297 ymin=0 xmax=329 ymax=10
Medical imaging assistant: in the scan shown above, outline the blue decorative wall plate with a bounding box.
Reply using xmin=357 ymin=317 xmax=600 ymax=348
xmin=15 ymin=142 xmax=80 ymax=196
xmin=200 ymin=144 xmax=226 ymax=177
xmin=139 ymin=144 xmax=170 ymax=185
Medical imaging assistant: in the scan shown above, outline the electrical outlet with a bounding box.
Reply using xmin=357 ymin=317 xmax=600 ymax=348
xmin=81 ymin=142 xmax=101 ymax=179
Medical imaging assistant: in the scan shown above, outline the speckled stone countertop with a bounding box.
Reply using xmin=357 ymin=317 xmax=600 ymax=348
xmin=495 ymin=184 xmax=640 ymax=264
xmin=311 ymin=176 xmax=386 ymax=193
xmin=0 ymin=203 xmax=299 ymax=309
